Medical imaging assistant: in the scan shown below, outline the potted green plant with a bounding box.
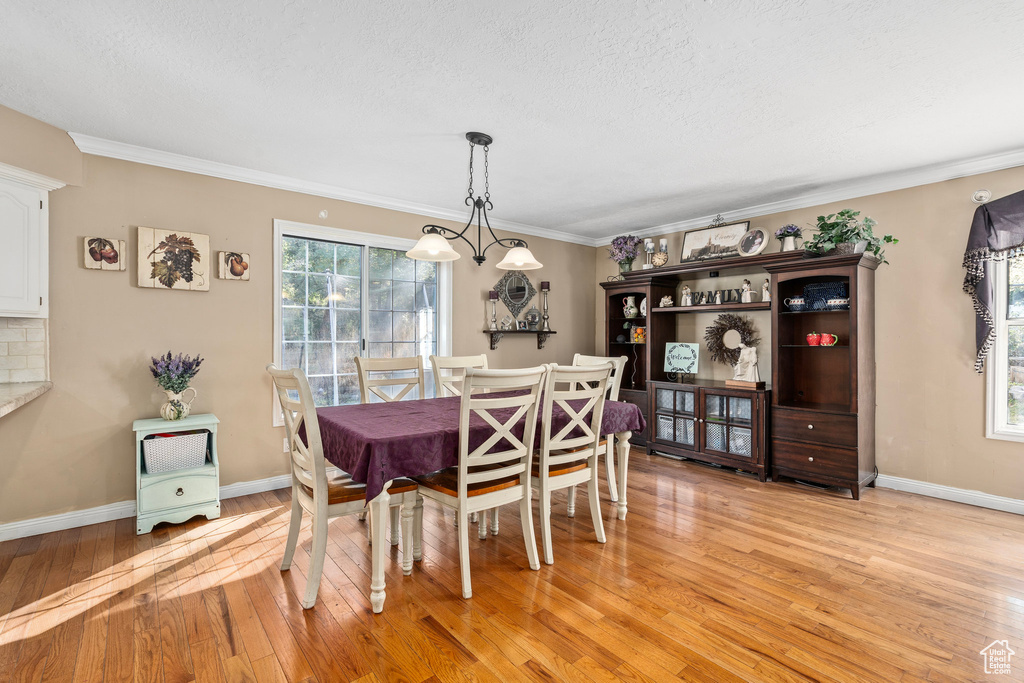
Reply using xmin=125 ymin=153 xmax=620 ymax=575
xmin=803 ymin=209 xmax=898 ymax=263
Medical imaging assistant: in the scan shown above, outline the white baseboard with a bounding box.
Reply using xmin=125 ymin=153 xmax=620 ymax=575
xmin=875 ymin=474 xmax=1024 ymax=515
xmin=0 ymin=469 xmax=319 ymax=542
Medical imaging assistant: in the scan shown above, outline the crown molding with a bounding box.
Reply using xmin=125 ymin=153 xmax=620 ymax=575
xmin=67 ymin=133 xmax=595 ymax=247
xmin=595 ymin=146 xmax=1024 ymax=244
xmin=0 ymin=161 xmax=66 ymax=191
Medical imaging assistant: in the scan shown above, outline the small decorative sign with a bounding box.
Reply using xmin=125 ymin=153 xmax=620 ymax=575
xmin=665 ymin=342 xmax=699 ymax=375
xmin=83 ymin=237 xmax=126 ymax=271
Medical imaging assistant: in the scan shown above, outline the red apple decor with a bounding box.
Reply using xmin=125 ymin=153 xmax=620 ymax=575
xmin=806 ymin=332 xmax=821 ymax=346
xmin=84 ymin=237 xmax=126 ymax=271
xmin=819 ymin=332 xmax=839 ymax=346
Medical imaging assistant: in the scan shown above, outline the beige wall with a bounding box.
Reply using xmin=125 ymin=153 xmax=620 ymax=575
xmin=0 ymin=153 xmax=595 ymax=524
xmin=0 ymin=105 xmax=82 ymax=185
xmin=596 ymin=166 xmax=1024 ymax=500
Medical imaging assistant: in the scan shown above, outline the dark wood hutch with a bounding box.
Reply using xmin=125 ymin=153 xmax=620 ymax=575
xmin=599 ymin=251 xmax=877 ymax=498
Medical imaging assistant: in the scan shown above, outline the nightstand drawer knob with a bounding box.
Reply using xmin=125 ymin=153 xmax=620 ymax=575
xmin=176 ymin=488 xmax=184 ymax=496
xmin=808 ymin=457 xmax=814 ymax=462
xmin=807 ymin=424 xmax=814 ymax=430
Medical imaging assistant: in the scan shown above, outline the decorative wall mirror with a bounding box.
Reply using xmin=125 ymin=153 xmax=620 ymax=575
xmin=495 ymin=270 xmax=536 ymax=318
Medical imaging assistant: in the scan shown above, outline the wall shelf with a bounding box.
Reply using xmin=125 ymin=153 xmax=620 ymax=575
xmin=483 ymin=329 xmax=556 ymax=350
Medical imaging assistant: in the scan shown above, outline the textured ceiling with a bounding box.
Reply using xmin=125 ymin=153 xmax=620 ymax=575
xmin=3 ymin=0 xmax=1024 ymax=240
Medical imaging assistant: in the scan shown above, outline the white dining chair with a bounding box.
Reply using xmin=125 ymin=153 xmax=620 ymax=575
xmin=533 ymin=363 xmax=611 ymax=564
xmin=267 ymin=364 xmax=420 ymax=609
xmin=429 ymin=354 xmax=489 ymax=397
xmin=571 ymin=353 xmax=627 ymax=508
xmin=411 ymin=366 xmax=546 ymax=599
xmin=354 ymin=356 xmax=426 ymax=403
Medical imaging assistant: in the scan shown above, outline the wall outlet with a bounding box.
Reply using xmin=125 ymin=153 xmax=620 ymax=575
xmin=283 ymin=437 xmax=289 ymax=453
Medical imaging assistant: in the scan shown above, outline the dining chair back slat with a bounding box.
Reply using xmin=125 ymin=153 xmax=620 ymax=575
xmin=355 ymin=356 xmax=426 ymax=403
xmin=267 ymin=364 xmax=327 ymax=493
xmin=430 ymin=354 xmax=488 ymax=397
xmin=572 ymin=353 xmax=627 ymax=401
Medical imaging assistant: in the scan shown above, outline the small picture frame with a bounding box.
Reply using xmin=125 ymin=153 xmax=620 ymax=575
xmin=680 ymin=221 xmax=749 ymax=262
xmin=83 ymin=237 xmax=126 ymax=271
xmin=218 ymin=251 xmax=250 ymax=280
xmin=516 ymin=320 xmax=529 ymax=331
xmin=737 ymin=227 xmax=770 ymax=257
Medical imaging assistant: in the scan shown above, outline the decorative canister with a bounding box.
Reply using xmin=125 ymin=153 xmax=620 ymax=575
xmin=525 ymin=306 xmax=541 ymax=330
xmin=623 ymin=296 xmax=639 ymax=318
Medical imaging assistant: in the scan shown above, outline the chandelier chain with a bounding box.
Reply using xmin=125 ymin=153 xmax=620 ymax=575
xmin=467 ymin=142 xmax=475 ymax=198
xmin=483 ymin=145 xmax=490 ymax=202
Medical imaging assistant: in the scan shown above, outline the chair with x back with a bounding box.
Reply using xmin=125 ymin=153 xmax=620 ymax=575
xmin=267 ymin=363 xmax=420 ymax=609
xmin=411 ymin=366 xmax=546 ymax=598
xmin=534 ymin=363 xmax=611 ymax=564
xmin=571 ymin=353 xmax=628 ymax=507
xmin=354 ymin=356 xmax=426 ymax=403
xmin=430 ymin=354 xmax=489 ymax=397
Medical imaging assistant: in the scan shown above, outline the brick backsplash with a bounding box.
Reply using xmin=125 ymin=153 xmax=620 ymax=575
xmin=0 ymin=318 xmax=48 ymax=383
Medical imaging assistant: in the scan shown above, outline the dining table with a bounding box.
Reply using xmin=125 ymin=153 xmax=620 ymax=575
xmin=312 ymin=394 xmax=646 ymax=612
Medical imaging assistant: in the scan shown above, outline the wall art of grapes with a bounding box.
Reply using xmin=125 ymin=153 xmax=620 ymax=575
xmin=137 ymin=227 xmax=211 ymax=291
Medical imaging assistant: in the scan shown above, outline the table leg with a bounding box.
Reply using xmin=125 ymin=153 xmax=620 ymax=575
xmin=614 ymin=431 xmax=632 ymax=520
xmin=369 ymin=485 xmax=391 ymax=613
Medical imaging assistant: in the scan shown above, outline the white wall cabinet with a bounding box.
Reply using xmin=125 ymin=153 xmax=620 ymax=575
xmin=0 ymin=174 xmax=50 ymax=318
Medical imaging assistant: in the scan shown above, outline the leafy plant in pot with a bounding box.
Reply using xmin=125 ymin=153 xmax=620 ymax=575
xmin=803 ymin=209 xmax=898 ymax=263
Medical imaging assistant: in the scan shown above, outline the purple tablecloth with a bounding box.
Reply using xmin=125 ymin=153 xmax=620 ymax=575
xmin=312 ymin=396 xmax=645 ymax=501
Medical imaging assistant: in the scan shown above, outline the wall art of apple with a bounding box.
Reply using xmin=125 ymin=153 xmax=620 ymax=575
xmin=83 ymin=237 xmax=126 ymax=271
xmin=217 ymin=251 xmax=250 ymax=281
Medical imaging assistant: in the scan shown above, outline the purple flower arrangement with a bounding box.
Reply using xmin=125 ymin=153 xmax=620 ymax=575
xmin=775 ymin=224 xmax=803 ymax=239
xmin=150 ymin=351 xmax=204 ymax=393
xmin=608 ymin=235 xmax=644 ymax=263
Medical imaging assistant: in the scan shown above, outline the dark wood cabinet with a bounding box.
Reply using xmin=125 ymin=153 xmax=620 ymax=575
xmin=618 ymin=389 xmax=649 ymax=445
xmin=646 ymin=380 xmax=770 ymax=481
xmin=764 ymin=254 xmax=878 ymax=498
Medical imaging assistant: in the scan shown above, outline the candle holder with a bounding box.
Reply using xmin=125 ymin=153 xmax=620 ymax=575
xmin=488 ymin=291 xmax=498 ymax=331
xmin=540 ymin=281 xmax=551 ymax=332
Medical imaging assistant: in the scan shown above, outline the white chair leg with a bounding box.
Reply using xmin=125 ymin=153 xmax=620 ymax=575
xmin=458 ymin=510 xmax=473 ymax=599
xmin=477 ymin=509 xmax=489 ymax=540
xmin=390 ymin=505 xmax=401 ymax=546
xmin=490 ymin=507 xmax=499 ymax=536
xmin=520 ymin=491 xmax=541 ymax=571
xmin=357 ymin=510 xmax=368 ymax=522
xmin=400 ymin=494 xmax=414 ymax=575
xmin=302 ymin=514 xmax=328 ymax=609
xmin=280 ymin=486 xmax=302 ymax=571
xmin=567 ymin=486 xmax=576 ymax=518
xmin=539 ymin=485 xmax=554 ymax=565
xmin=366 ymin=506 xmax=372 ymax=545
xmin=605 ymin=441 xmax=619 ymax=502
xmin=413 ymin=495 xmax=424 ymax=561
xmin=589 ymin=465 xmax=606 ymax=544
xmin=470 ymin=511 xmax=479 ymax=523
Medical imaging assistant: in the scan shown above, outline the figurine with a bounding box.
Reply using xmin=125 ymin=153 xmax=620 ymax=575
xmin=733 ymin=343 xmax=760 ymax=383
xmin=500 ymin=314 xmax=514 ymax=330
xmin=659 ymin=295 xmax=674 ymax=307
xmin=714 ymin=291 xmax=722 ymax=305
xmin=740 ymin=279 xmax=752 ymax=303
xmin=762 ymin=278 xmax=771 ymax=303
xmin=680 ymin=285 xmax=692 ymax=306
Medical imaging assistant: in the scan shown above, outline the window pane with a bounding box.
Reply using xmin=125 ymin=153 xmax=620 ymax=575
xmin=418 ymin=283 xmax=436 ymax=310
xmin=282 ymin=342 xmax=304 ymax=370
xmin=282 ymin=237 xmax=306 ymax=272
xmin=393 ymin=253 xmax=416 ymax=281
xmin=336 ymin=244 xmax=360 ymax=276
xmin=331 ymin=274 xmax=360 ymax=309
xmin=282 ymin=272 xmax=305 ymax=306
xmin=369 ymin=280 xmax=392 ymax=310
xmin=338 ymin=374 xmax=360 ymax=404
xmin=282 ymin=308 xmax=304 ymax=341
xmin=307 ymin=342 xmax=334 ymax=376
xmin=368 ymin=311 xmax=391 ymax=342
xmin=393 ymin=312 xmax=416 ymax=342
xmin=334 ymin=310 xmax=360 ymax=341
xmin=1010 ymin=257 xmax=1024 ymax=319
xmin=393 ymin=342 xmax=417 ymax=358
xmin=308 ymin=241 xmax=334 ymax=273
xmin=1008 ymin=324 xmax=1024 ymax=425
xmin=368 ymin=342 xmax=392 ymax=358
xmin=369 ymin=248 xmax=392 ymax=279
xmin=393 ymin=281 xmax=415 ymax=311
xmin=336 ymin=343 xmax=360 ymax=374
xmin=416 ymin=260 xmax=436 ymax=283
xmin=307 ymin=274 xmax=330 ymax=307
xmin=308 ymin=375 xmax=335 ymax=407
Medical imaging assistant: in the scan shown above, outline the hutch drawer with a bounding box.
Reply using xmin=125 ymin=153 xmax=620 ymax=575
xmin=771 ymin=408 xmax=857 ymax=448
xmin=772 ymin=439 xmax=858 ymax=480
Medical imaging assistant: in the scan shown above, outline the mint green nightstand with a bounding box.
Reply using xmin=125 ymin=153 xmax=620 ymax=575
xmin=133 ymin=413 xmax=221 ymax=535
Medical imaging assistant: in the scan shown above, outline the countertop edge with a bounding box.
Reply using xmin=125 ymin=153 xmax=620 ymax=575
xmin=0 ymin=381 xmax=54 ymax=418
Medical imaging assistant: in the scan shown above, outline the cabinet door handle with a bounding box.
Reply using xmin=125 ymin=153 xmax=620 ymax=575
xmin=807 ymin=424 xmax=814 ymax=430
xmin=808 ymin=457 xmax=814 ymax=462
xmin=176 ymin=488 xmax=184 ymax=496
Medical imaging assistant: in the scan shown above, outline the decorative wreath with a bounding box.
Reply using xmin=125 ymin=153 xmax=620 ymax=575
xmin=704 ymin=314 xmax=761 ymax=366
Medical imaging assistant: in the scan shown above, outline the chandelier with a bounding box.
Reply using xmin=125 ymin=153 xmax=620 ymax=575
xmin=406 ymin=132 xmax=542 ymax=270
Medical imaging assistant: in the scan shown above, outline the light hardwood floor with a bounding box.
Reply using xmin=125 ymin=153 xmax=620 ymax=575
xmin=1 ymin=449 xmax=1023 ymax=682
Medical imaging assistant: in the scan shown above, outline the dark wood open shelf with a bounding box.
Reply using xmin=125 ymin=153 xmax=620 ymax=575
xmin=779 ymin=345 xmax=850 ymax=349
xmin=653 ymin=302 xmax=771 ymax=314
xmin=483 ymin=329 xmax=556 ymax=351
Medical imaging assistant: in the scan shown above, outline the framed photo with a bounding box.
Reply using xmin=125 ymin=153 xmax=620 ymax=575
xmin=738 ymin=227 xmax=770 ymax=257
xmin=516 ymin=320 xmax=528 ymax=331
xmin=680 ymin=221 xmax=749 ymax=262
